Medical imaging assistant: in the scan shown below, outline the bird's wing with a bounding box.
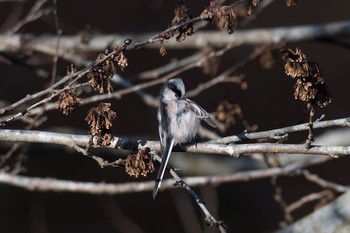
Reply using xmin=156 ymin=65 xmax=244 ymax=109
xmin=153 ymin=136 xmax=174 ymax=199
xmin=185 ymin=99 xmax=217 ymax=128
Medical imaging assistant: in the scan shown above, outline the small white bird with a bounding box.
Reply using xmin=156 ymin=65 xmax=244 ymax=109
xmin=153 ymin=77 xmax=216 ymax=199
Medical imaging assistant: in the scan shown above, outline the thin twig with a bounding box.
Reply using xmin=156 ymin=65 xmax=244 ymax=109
xmin=285 ymin=190 xmax=333 ymax=213
xmin=71 ymin=143 xmax=123 ymax=168
xmin=49 ymin=0 xmax=62 ymax=86
xmin=186 ymin=44 xmax=277 ymax=98
xmin=301 ymin=170 xmax=350 ymax=193
xmin=0 ymin=113 xmax=46 ymax=168
xmin=305 ymin=104 xmax=315 ymax=148
xmin=1 ymin=73 xmax=85 ymax=123
xmin=209 ymin=117 xmax=350 ymax=144
xmin=151 ymin=152 xmax=227 ymax=232
xmin=272 ymin=176 xmax=293 ymax=227
xmin=0 ymin=2 xmax=211 ymax=121
xmin=5 ymin=46 xmax=237 ymax=117
xmin=0 ymin=2 xmax=24 ymax=32
xmin=0 ymin=0 xmax=52 ymax=46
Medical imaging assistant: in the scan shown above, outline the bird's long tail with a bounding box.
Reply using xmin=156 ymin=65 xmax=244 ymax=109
xmin=153 ymin=137 xmax=174 ymax=199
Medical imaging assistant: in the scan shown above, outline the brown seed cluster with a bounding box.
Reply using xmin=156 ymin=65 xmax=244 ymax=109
xmin=57 ymin=86 xmax=82 ymax=115
xmin=159 ymin=46 xmax=167 ymax=56
xmin=201 ymin=5 xmax=237 ymax=34
xmin=201 ymin=51 xmax=220 ymax=76
xmin=167 ymin=2 xmax=194 ymax=42
xmin=158 ymin=1 xmax=265 ymax=54
xmin=214 ymin=5 xmax=238 ymax=34
xmin=216 ymin=99 xmax=243 ymax=126
xmin=125 ymin=148 xmax=155 ymax=178
xmin=116 ymin=51 xmax=128 ymax=72
xmin=202 ymin=0 xmax=263 ymax=34
xmin=215 ymin=97 xmax=258 ymax=133
xmin=88 ymin=52 xmax=116 ymax=94
xmin=281 ymin=48 xmax=332 ymax=108
xmin=258 ymin=47 xmax=276 ymax=70
xmin=85 ymin=102 xmax=116 ymax=146
xmin=88 ymin=46 xmax=128 ymax=94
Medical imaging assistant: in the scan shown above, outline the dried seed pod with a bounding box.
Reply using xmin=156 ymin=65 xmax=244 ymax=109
xmin=125 ymin=148 xmax=154 ymax=178
xmin=168 ymin=2 xmax=194 ymax=42
xmin=281 ymin=48 xmax=332 ymax=108
xmin=57 ymin=86 xmax=82 ymax=115
xmin=85 ymin=103 xmax=116 ymax=146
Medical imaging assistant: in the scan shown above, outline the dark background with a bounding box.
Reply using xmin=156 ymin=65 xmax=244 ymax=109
xmin=0 ymin=0 xmax=349 ymax=233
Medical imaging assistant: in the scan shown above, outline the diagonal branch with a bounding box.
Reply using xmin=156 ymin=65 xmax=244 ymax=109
xmin=302 ymin=170 xmax=350 ymax=193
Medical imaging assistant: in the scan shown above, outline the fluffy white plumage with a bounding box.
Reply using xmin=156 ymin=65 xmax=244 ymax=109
xmin=153 ymin=78 xmax=216 ymax=199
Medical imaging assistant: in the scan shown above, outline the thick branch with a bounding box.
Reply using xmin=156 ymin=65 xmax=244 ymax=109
xmin=0 ymin=20 xmax=349 ymax=53
xmin=1 ymin=127 xmax=350 ymax=157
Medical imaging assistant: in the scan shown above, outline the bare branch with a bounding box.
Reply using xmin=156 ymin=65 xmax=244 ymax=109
xmin=151 ymin=152 xmax=226 ymax=231
xmin=1 ymin=20 xmax=349 ymax=54
xmin=302 ymin=170 xmax=350 ymax=193
xmin=49 ymin=0 xmax=62 ymax=85
xmin=0 ymin=156 xmax=328 ymax=195
xmin=0 ymin=0 xmax=52 ymax=46
xmin=210 ymin=117 xmax=350 ymax=144
xmin=277 ymin=190 xmax=350 ymax=233
xmin=0 ymin=118 xmax=349 ymax=157
xmin=186 ymin=44 xmax=276 ymax=98
xmin=285 ymin=190 xmax=333 ymax=214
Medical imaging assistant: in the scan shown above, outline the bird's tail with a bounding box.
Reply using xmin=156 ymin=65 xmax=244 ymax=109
xmin=153 ymin=137 xmax=174 ymax=199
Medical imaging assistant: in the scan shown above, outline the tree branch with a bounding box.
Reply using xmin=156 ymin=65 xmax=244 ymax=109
xmin=277 ymin=190 xmax=350 ymax=233
xmin=1 ymin=118 xmax=350 ymax=157
xmin=1 ymin=20 xmax=348 ymax=54
xmin=0 ymin=155 xmax=328 ymax=195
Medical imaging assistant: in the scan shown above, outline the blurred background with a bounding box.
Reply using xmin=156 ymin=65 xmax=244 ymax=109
xmin=0 ymin=0 xmax=349 ymax=232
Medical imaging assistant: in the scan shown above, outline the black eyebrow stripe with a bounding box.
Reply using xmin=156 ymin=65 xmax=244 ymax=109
xmin=168 ymin=83 xmax=182 ymax=97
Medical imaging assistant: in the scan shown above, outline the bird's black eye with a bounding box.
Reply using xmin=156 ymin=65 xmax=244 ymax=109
xmin=168 ymin=83 xmax=182 ymax=98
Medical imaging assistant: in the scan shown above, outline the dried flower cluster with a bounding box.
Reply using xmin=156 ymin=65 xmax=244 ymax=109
xmin=215 ymin=97 xmax=257 ymax=133
xmin=159 ymin=46 xmax=167 ymax=56
xmin=88 ymin=47 xmax=128 ymax=94
xmin=248 ymin=0 xmax=262 ymax=15
xmin=281 ymin=48 xmax=332 ymax=108
xmin=218 ymin=6 xmax=238 ymax=33
xmin=85 ymin=102 xmax=116 ymax=146
xmin=258 ymin=47 xmax=276 ymax=70
xmin=167 ymin=2 xmax=194 ymax=42
xmin=125 ymin=148 xmax=155 ymax=178
xmin=88 ymin=52 xmax=116 ymax=94
xmin=57 ymin=86 xmax=82 ymax=115
xmin=201 ymin=51 xmax=220 ymax=76
xmin=216 ymin=99 xmax=243 ymax=132
xmin=115 ymin=51 xmax=128 ymax=72
xmin=201 ymin=5 xmax=238 ymax=34
xmin=201 ymin=0 xmax=265 ymax=33
xmin=158 ymin=1 xmax=265 ymax=53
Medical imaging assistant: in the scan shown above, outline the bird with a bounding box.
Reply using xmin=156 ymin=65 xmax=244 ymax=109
xmin=153 ymin=77 xmax=216 ymax=199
